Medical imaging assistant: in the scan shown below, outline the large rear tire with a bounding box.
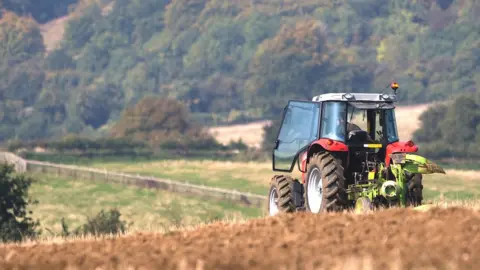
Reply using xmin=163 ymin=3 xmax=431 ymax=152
xmin=267 ymin=175 xmax=303 ymax=216
xmin=305 ymin=152 xmax=346 ymax=213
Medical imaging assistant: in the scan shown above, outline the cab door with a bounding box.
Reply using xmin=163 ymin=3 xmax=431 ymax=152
xmin=273 ymin=101 xmax=320 ymax=172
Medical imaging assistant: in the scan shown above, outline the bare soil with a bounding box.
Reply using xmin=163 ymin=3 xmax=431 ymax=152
xmin=1 ymin=207 xmax=479 ymax=269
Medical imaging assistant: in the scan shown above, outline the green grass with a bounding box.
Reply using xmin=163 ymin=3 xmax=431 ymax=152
xmin=27 ymin=173 xmax=264 ymax=235
xmin=84 ymin=158 xmax=480 ymax=202
xmin=88 ymin=159 xmax=273 ymax=195
xmin=422 ymin=171 xmax=480 ymax=201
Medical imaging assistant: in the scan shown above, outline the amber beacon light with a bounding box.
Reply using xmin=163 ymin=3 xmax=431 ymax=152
xmin=391 ymin=81 xmax=399 ymax=90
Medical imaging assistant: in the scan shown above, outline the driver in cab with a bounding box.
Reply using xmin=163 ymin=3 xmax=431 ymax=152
xmin=336 ymin=114 xmax=375 ymax=143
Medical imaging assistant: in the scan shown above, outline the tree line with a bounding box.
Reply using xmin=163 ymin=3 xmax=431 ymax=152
xmin=0 ymin=0 xmax=478 ymax=162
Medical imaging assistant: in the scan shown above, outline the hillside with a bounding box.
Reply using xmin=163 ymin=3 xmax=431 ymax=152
xmin=1 ymin=207 xmax=480 ymax=269
xmin=0 ymin=0 xmax=478 ymax=143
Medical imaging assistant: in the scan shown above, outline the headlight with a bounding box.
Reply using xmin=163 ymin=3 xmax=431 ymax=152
xmin=381 ymin=93 xmax=390 ymax=100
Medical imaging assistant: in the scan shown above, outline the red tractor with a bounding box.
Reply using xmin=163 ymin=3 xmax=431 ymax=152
xmin=267 ymin=82 xmax=445 ymax=215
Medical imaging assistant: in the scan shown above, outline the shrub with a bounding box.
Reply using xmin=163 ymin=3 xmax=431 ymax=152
xmin=227 ymin=139 xmax=248 ymax=151
xmin=61 ymin=208 xmax=130 ymax=237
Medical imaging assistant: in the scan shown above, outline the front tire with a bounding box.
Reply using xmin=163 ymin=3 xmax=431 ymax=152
xmin=305 ymin=152 xmax=346 ymax=213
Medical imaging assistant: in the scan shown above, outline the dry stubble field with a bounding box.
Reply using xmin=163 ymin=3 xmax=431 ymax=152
xmin=1 ymin=205 xmax=480 ymax=269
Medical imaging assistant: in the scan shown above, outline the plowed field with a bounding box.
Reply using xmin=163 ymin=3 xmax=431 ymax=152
xmin=1 ymin=207 xmax=479 ymax=270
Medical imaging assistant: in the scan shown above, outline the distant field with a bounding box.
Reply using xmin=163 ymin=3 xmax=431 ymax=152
xmin=27 ymin=173 xmax=263 ymax=235
xmin=394 ymin=103 xmax=431 ymax=141
xmin=208 ymin=104 xmax=431 ymax=148
xmin=208 ymin=120 xmax=271 ymax=148
xmin=90 ymin=159 xmax=480 ymax=201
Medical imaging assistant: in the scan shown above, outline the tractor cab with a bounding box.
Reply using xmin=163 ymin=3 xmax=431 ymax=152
xmin=272 ymin=91 xmax=403 ymax=175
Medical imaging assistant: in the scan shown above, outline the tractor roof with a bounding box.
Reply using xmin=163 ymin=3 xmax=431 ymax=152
xmin=312 ymin=93 xmax=397 ymax=103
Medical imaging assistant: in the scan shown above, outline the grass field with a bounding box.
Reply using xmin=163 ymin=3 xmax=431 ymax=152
xmin=88 ymin=159 xmax=480 ymax=201
xmin=27 ymin=173 xmax=263 ymax=235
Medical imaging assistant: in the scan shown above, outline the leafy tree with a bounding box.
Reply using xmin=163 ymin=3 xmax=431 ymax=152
xmin=62 ymin=4 xmax=101 ymax=50
xmin=412 ymin=104 xmax=448 ymax=143
xmin=1 ymin=0 xmax=79 ymax=23
xmin=45 ymin=48 xmax=75 ymax=70
xmin=248 ymin=20 xmax=333 ymax=114
xmin=0 ymin=164 xmax=40 ymax=243
xmin=0 ymin=11 xmax=44 ymax=65
xmin=414 ymin=92 xmax=480 ymax=159
xmin=110 ymin=96 xmax=214 ymax=147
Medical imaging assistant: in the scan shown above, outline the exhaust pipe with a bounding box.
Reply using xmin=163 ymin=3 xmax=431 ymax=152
xmin=380 ymin=180 xmax=400 ymax=200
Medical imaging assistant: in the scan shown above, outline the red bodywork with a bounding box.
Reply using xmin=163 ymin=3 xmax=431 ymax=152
xmin=300 ymin=138 xmax=348 ymax=183
xmin=385 ymin=140 xmax=418 ymax=166
xmin=300 ymin=139 xmax=418 ymax=183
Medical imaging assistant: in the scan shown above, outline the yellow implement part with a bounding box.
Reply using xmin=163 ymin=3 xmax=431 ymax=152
xmin=363 ymin=144 xmax=382 ymax=148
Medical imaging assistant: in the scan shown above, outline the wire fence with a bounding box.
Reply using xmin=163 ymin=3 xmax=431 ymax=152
xmin=0 ymin=152 xmax=267 ymax=208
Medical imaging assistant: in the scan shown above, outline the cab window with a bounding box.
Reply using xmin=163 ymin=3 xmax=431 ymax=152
xmin=320 ymin=102 xmax=347 ymax=142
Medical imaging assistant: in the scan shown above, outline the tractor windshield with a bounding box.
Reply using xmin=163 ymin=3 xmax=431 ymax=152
xmin=344 ymin=106 xmax=399 ymax=144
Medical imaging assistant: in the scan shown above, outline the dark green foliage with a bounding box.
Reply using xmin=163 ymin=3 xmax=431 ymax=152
xmin=8 ymin=136 xmax=148 ymax=153
xmin=261 ymin=119 xmax=281 ymax=152
xmin=0 ymin=12 xmax=45 ymax=65
xmin=1 ymin=0 xmax=79 ymax=23
xmin=61 ymin=208 xmax=129 ymax=237
xmin=0 ymin=0 xmax=479 ymax=147
xmin=0 ymin=164 xmax=40 ymax=243
xmin=414 ymin=92 xmax=480 ymax=159
xmin=412 ymin=105 xmax=448 ymax=143
xmin=45 ymin=49 xmax=75 ymax=70
xmin=62 ymin=5 xmax=102 ymax=50
xmin=79 ymin=208 xmax=129 ymax=236
xmin=227 ymin=139 xmax=248 ymax=151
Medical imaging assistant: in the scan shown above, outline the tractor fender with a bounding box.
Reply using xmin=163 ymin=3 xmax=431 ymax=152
xmin=385 ymin=141 xmax=418 ymax=167
xmin=300 ymin=139 xmax=348 ymax=183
